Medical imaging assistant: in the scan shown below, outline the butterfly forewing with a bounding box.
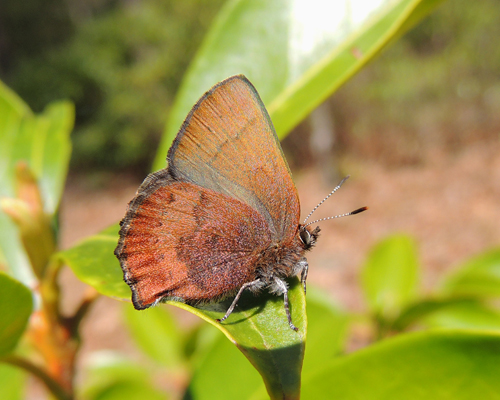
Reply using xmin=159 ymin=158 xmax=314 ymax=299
xmin=167 ymin=75 xmax=300 ymax=243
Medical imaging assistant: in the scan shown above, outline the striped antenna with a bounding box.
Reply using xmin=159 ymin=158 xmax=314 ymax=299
xmin=302 ymin=176 xmax=350 ymax=224
xmin=303 ymin=206 xmax=368 ymax=227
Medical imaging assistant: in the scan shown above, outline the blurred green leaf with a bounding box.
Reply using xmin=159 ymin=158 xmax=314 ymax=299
xmin=392 ymin=248 xmax=500 ymax=331
xmin=0 ymin=95 xmax=73 ymax=218
xmin=0 ymin=81 xmax=31 ymax=120
xmin=91 ymin=384 xmax=167 ymax=400
xmin=82 ymin=352 xmax=167 ymax=400
xmin=0 ymin=80 xmax=73 ymax=285
xmin=83 ymin=352 xmax=147 ymax=388
xmin=392 ymin=297 xmax=474 ymax=331
xmin=0 ymin=363 xmax=26 ymax=400
xmin=36 ymin=102 xmax=74 ymax=214
xmin=0 ymin=81 xmax=33 ymax=284
xmin=0 ymin=272 xmax=32 ymax=356
xmin=123 ymin=304 xmax=184 ymax=368
xmin=183 ymin=327 xmax=262 ymax=400
xmin=0 ymin=82 xmax=32 ymax=180
xmin=154 ymin=0 xmax=445 ymax=170
xmin=442 ymin=248 xmax=500 ymax=298
xmin=181 ymin=321 xmax=220 ymax=365
xmin=302 ymin=330 xmax=500 ymax=399
xmin=57 ymin=224 xmax=129 ymax=299
xmin=422 ymin=300 xmax=500 ymax=331
xmin=302 ymin=288 xmax=349 ymax=378
xmin=361 ymin=235 xmax=419 ymax=319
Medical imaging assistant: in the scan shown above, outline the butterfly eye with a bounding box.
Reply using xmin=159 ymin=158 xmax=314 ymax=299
xmin=299 ymin=228 xmax=311 ymax=246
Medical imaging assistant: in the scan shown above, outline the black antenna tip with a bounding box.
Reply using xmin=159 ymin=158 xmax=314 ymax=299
xmin=351 ymin=206 xmax=368 ymax=215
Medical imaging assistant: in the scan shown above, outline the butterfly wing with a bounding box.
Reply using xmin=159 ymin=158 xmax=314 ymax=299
xmin=167 ymin=75 xmax=300 ymax=243
xmin=116 ymin=170 xmax=272 ymax=309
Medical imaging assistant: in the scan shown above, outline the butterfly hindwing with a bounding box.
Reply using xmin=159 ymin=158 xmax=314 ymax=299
xmin=116 ymin=170 xmax=272 ymax=308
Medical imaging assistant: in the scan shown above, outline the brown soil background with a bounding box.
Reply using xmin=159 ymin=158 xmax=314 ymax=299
xmin=52 ymin=138 xmax=500 ymax=396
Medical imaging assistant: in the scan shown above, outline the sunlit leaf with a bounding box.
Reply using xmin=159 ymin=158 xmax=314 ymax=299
xmin=154 ymin=0 xmax=445 ymax=170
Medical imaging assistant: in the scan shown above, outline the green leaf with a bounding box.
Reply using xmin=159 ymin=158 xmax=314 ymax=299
xmin=0 ymin=82 xmax=33 ymax=284
xmin=57 ymin=224 xmax=129 ymax=299
xmin=0 ymin=96 xmax=73 ymax=214
xmin=92 ymin=385 xmax=166 ymax=400
xmin=184 ymin=327 xmax=262 ymax=400
xmin=175 ymin=277 xmax=306 ymax=400
xmin=35 ymin=102 xmax=74 ymax=214
xmin=154 ymin=0 xmax=445 ymax=170
xmin=123 ymin=303 xmax=184 ymax=368
xmin=302 ymin=330 xmax=500 ymax=399
xmin=0 ymin=364 xmax=26 ymax=400
xmin=441 ymin=248 xmax=500 ymax=298
xmin=422 ymin=300 xmax=500 ymax=331
xmin=392 ymin=298 xmax=474 ymax=331
xmin=184 ymin=288 xmax=344 ymax=400
xmin=361 ymin=234 xmax=419 ymax=319
xmin=0 ymin=80 xmax=73 ymax=284
xmin=81 ymin=352 xmax=167 ymax=400
xmin=0 ymin=80 xmax=31 ymax=120
xmin=181 ymin=321 xmax=221 ymax=366
xmin=302 ymin=288 xmax=349 ymax=378
xmin=0 ymin=272 xmax=33 ymax=356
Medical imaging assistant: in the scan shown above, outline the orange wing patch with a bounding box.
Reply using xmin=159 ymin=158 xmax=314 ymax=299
xmin=117 ymin=174 xmax=272 ymax=309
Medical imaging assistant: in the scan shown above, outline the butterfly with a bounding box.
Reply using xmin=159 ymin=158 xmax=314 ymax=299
xmin=115 ymin=75 xmax=366 ymax=331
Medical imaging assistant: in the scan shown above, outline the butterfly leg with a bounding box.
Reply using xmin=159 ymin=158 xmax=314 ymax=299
xmin=274 ymin=277 xmax=299 ymax=331
xmin=217 ymin=279 xmax=261 ymax=324
xmin=300 ymin=259 xmax=309 ymax=294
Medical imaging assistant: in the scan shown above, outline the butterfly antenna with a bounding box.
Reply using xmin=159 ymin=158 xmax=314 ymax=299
xmin=303 ymin=206 xmax=368 ymax=227
xmin=303 ymin=175 xmax=351 ymax=224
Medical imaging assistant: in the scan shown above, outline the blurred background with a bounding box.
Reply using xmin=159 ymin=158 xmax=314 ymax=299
xmin=1 ymin=0 xmax=499 ymax=397
xmin=2 ymin=0 xmax=498 ymax=177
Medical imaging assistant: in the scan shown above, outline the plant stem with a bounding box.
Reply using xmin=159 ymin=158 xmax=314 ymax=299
xmin=28 ymin=257 xmax=78 ymax=395
xmin=41 ymin=258 xmax=63 ymax=325
xmin=2 ymin=355 xmax=73 ymax=400
xmin=66 ymin=286 xmax=99 ymax=337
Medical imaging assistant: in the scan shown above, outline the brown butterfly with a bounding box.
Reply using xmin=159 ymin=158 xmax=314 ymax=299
xmin=115 ymin=75 xmax=366 ymax=330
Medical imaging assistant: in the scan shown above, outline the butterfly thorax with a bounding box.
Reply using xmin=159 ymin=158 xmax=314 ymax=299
xmin=253 ymin=225 xmax=320 ymax=294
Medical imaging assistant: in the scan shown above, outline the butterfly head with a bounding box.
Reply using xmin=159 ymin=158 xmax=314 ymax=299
xmin=298 ymin=225 xmax=320 ymax=250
